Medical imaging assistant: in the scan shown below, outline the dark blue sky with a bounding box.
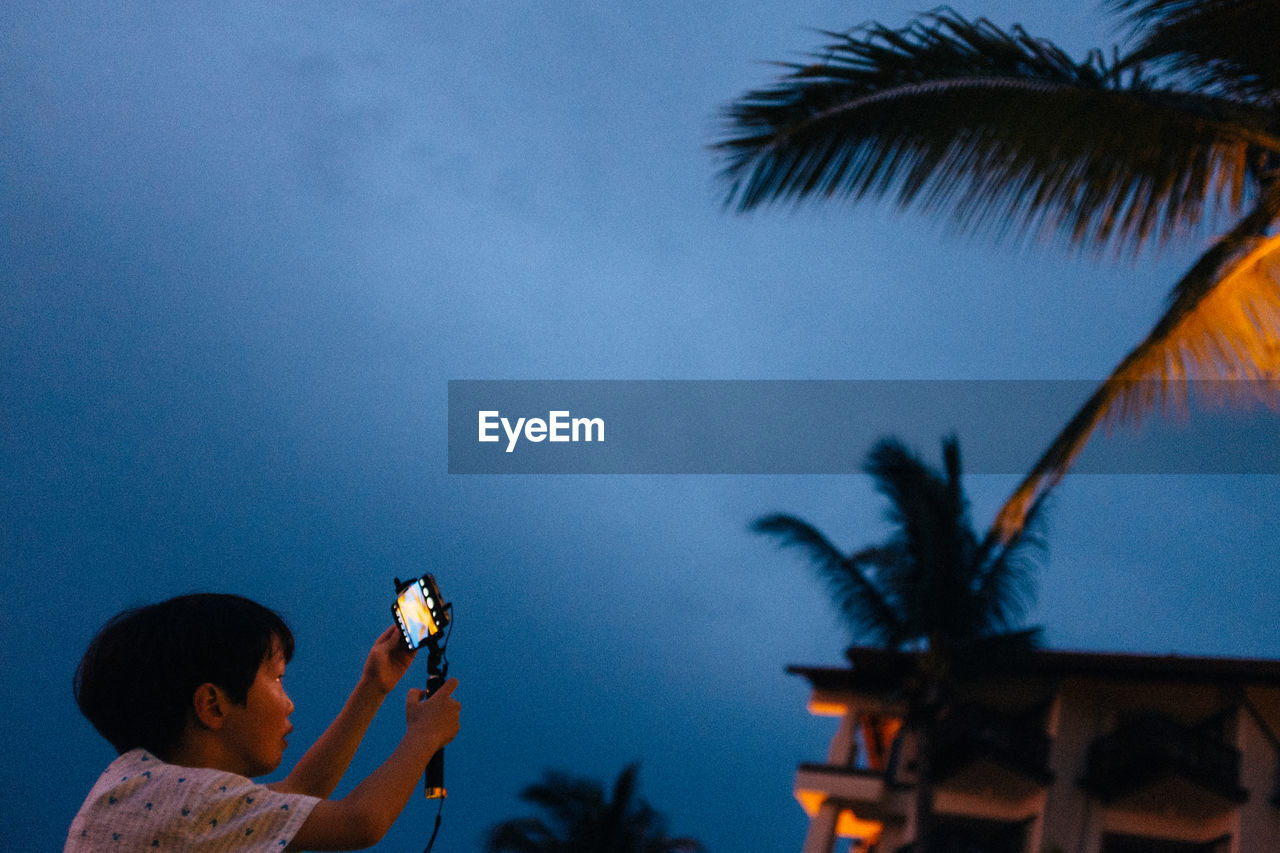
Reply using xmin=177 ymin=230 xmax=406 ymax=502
xmin=4 ymin=2 xmax=1279 ymax=851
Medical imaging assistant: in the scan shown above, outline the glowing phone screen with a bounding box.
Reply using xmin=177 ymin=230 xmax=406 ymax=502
xmin=395 ymin=580 xmax=440 ymax=650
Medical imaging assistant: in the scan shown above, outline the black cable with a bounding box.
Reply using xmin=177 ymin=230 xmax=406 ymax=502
xmin=422 ymin=798 xmax=444 ymax=853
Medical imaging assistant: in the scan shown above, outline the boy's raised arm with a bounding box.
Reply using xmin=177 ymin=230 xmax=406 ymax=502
xmin=272 ymin=626 xmax=415 ymax=799
xmin=286 ymin=679 xmax=461 ymax=851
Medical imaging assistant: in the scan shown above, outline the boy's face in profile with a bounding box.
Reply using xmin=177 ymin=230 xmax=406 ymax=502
xmin=217 ymin=637 xmax=295 ymax=778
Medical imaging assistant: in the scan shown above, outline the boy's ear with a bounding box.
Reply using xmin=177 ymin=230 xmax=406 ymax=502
xmin=191 ymin=683 xmax=229 ymax=731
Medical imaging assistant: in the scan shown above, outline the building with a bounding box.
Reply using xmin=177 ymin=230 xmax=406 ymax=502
xmin=790 ymin=646 xmax=1280 ymax=853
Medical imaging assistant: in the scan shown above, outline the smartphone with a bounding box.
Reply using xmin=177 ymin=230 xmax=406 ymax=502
xmin=392 ymin=574 xmax=450 ymax=651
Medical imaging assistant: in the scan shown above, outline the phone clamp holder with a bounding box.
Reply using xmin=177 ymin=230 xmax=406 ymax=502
xmin=392 ymin=575 xmax=451 ymax=800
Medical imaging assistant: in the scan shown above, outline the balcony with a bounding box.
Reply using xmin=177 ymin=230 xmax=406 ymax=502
xmin=931 ymin=702 xmax=1054 ymax=799
xmin=794 ymin=763 xmax=906 ymax=825
xmin=1080 ymin=713 xmax=1247 ymax=816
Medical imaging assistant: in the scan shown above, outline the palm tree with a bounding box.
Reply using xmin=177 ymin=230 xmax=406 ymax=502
xmin=485 ymin=763 xmax=706 ymax=853
xmin=753 ymin=435 xmax=1046 ymax=851
xmin=717 ymin=0 xmax=1280 ymax=541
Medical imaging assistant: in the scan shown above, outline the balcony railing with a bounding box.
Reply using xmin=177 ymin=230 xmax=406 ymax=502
xmin=931 ymin=702 xmax=1054 ymax=787
xmin=796 ymin=762 xmax=887 ymax=803
xmin=794 ymin=763 xmax=908 ymax=825
xmin=1080 ymin=713 xmax=1247 ymax=808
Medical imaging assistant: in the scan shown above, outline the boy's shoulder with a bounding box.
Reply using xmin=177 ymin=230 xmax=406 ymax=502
xmin=65 ymin=750 xmax=319 ymax=852
xmin=81 ymin=749 xmax=251 ymax=805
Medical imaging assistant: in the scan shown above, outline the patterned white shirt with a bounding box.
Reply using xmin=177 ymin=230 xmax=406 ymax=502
xmin=65 ymin=749 xmax=319 ymax=851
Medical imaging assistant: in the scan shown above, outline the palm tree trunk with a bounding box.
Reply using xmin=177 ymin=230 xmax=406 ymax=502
xmin=913 ymin=721 xmax=935 ymax=853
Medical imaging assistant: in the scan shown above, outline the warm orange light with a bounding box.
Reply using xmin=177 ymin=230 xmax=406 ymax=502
xmin=859 ymin=715 xmax=901 ymax=771
xmin=795 ymin=791 xmax=882 ymax=845
xmin=795 ymin=788 xmax=825 ymax=817
xmin=807 ymin=698 xmax=849 ymax=717
xmin=835 ymin=810 xmax=882 ymax=842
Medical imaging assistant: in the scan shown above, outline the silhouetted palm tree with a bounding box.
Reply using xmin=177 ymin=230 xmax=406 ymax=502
xmin=753 ymin=435 xmax=1046 ymax=851
xmin=485 ymin=763 xmax=706 ymax=853
xmin=718 ymin=0 xmax=1280 ymax=541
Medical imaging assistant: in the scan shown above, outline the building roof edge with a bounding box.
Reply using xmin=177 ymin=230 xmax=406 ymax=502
xmin=787 ymin=646 xmax=1280 ymax=688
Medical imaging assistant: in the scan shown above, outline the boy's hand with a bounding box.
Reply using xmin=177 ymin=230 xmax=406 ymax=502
xmin=406 ymin=678 xmax=461 ymax=756
xmin=361 ymin=626 xmax=416 ymax=696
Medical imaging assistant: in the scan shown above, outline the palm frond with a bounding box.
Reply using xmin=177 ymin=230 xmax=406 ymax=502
xmin=864 ymin=438 xmax=978 ymax=633
xmin=994 ymin=219 xmax=1280 ymax=541
xmin=751 ymin=513 xmax=846 ymax=564
xmin=518 ymin=772 xmax=605 ymax=835
xmin=755 ymin=435 xmax=1043 ymax=670
xmin=610 ymin=762 xmax=641 ymax=811
xmin=841 ymin=545 xmax=913 ymax=648
xmin=865 ymin=437 xmax=962 ymax=549
xmin=940 ymin=435 xmax=963 ymax=508
xmin=604 ymin=763 xmax=642 ymax=845
xmin=485 ymin=818 xmax=560 ymax=853
xmin=1109 ymin=0 xmax=1280 ymax=100
xmin=716 ymin=9 xmax=1280 ymax=255
xmin=752 ymin=513 xmax=906 ymax=645
xmin=973 ymin=492 xmax=1050 ymax=631
xmin=489 ymin=766 xmax=704 ymax=853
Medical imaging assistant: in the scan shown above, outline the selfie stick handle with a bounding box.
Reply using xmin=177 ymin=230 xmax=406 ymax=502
xmin=424 ymin=645 xmax=446 ymax=799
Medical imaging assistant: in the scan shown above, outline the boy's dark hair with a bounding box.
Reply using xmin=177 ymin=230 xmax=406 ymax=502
xmin=74 ymin=593 xmax=295 ymax=758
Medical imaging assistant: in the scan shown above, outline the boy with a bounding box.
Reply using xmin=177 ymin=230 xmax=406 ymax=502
xmin=66 ymin=593 xmax=461 ymax=851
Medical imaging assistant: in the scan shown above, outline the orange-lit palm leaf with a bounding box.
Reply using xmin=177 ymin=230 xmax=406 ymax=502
xmin=994 ymin=220 xmax=1280 ymax=540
